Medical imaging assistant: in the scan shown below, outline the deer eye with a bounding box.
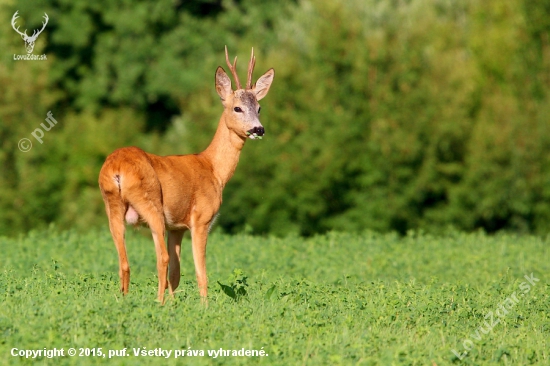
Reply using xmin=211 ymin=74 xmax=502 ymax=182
xmin=234 ymin=107 xmax=243 ymax=113
xmin=258 ymin=107 xmax=261 ymax=114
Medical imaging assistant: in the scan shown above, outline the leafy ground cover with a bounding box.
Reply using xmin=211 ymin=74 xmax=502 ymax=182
xmin=0 ymin=228 xmax=549 ymax=365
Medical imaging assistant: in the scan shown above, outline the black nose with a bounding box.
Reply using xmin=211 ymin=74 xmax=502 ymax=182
xmin=247 ymin=126 xmax=265 ymax=136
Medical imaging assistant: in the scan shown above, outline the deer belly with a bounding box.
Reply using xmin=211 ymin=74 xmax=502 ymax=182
xmin=164 ymin=209 xmax=190 ymax=230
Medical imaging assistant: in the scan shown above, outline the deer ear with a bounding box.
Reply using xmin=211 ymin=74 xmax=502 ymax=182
xmin=215 ymin=67 xmax=232 ymax=103
xmin=253 ymin=68 xmax=274 ymax=101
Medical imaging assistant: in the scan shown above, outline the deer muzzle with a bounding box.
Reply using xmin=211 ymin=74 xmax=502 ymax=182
xmin=246 ymin=126 xmax=265 ymax=140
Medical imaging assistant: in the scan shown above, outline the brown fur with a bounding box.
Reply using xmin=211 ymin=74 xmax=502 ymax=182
xmin=98 ymin=48 xmax=274 ymax=304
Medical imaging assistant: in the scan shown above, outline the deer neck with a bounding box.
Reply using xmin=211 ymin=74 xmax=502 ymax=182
xmin=201 ymin=114 xmax=246 ymax=187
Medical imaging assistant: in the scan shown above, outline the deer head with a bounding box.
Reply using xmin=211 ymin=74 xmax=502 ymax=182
xmin=11 ymin=11 xmax=49 ymax=54
xmin=215 ymin=46 xmax=274 ymax=140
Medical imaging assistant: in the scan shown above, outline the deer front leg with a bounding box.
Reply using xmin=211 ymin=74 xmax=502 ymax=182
xmin=191 ymin=225 xmax=209 ymax=301
xmin=168 ymin=229 xmax=185 ymax=294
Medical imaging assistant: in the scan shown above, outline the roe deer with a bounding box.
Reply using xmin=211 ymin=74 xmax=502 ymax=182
xmin=98 ymin=46 xmax=274 ymax=303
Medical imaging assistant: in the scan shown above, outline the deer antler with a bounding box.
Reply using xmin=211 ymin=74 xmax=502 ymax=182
xmin=246 ymin=47 xmax=256 ymax=89
xmin=28 ymin=13 xmax=49 ymax=41
xmin=225 ymin=45 xmax=242 ymax=90
xmin=11 ymin=11 xmax=29 ymax=39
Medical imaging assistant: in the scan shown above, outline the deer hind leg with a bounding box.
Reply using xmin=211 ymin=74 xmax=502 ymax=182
xmin=168 ymin=229 xmax=185 ymax=294
xmin=101 ymin=191 xmax=130 ymax=295
xmin=126 ymin=190 xmax=169 ymax=304
xmin=151 ymin=224 xmax=169 ymax=304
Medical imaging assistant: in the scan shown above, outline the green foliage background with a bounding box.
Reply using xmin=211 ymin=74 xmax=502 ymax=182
xmin=1 ymin=0 xmax=550 ymax=236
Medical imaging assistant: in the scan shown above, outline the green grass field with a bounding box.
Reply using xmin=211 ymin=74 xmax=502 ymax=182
xmin=1 ymin=227 xmax=549 ymax=365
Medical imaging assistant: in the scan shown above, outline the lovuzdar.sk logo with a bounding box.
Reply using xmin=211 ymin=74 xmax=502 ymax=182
xmin=11 ymin=10 xmax=48 ymax=61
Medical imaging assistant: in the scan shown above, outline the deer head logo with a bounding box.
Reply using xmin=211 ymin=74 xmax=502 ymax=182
xmin=11 ymin=11 xmax=49 ymax=54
